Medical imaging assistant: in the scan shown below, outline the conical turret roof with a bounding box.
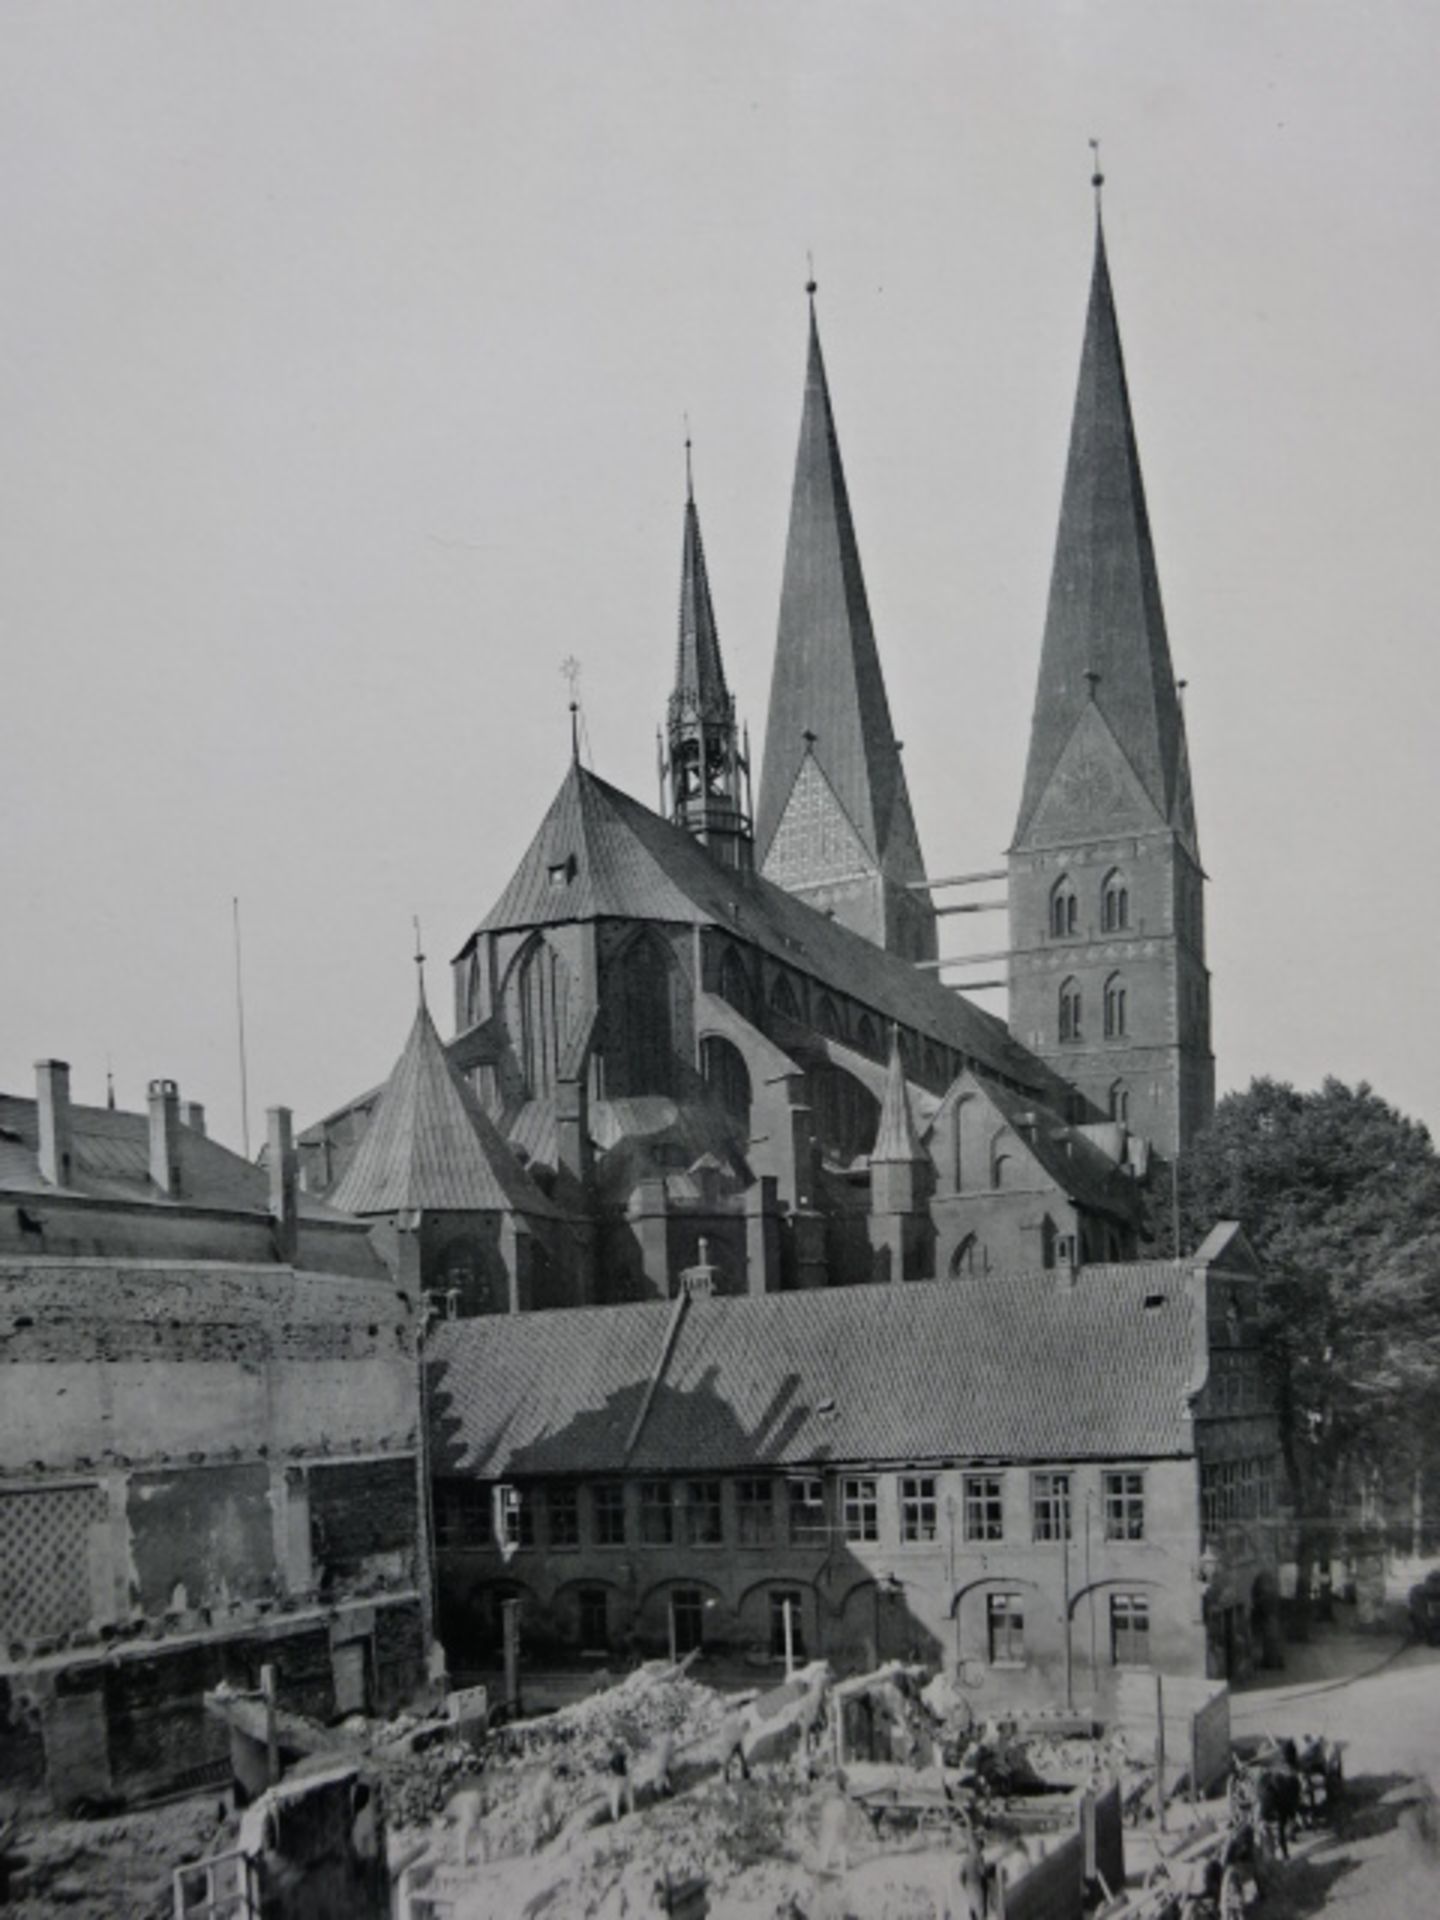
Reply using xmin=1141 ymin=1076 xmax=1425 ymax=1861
xmin=871 ymin=1027 xmax=924 ymax=1165
xmin=756 ymin=297 xmax=929 ymax=889
xmin=1014 ymin=220 xmax=1195 ymax=850
xmin=331 ymin=996 xmax=561 ymax=1218
xmin=671 ymin=483 xmax=730 ymax=726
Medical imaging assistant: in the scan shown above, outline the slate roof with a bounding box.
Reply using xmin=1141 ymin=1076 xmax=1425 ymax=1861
xmin=427 ymin=1263 xmax=1204 ymax=1478
xmin=329 ymin=998 xmax=563 ymax=1219
xmin=462 ymin=761 xmax=1051 ymax=1097
xmin=0 ymin=1093 xmax=349 ymax=1221
xmin=755 ymin=297 xmax=930 ymax=890
xmin=1015 ymin=220 xmax=1196 ymax=852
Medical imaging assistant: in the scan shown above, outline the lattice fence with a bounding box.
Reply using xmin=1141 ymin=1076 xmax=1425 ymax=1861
xmin=0 ymin=1485 xmax=107 ymax=1640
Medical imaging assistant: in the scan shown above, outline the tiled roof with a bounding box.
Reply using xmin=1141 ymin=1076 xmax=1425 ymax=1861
xmin=0 ymin=1094 xmax=348 ymax=1221
xmin=427 ymin=1264 xmax=1203 ymax=1478
xmin=755 ymin=299 xmax=929 ymax=893
xmin=977 ymin=1075 xmax=1141 ymax=1224
xmin=463 ymin=762 xmax=1052 ymax=1098
xmin=1015 ymin=222 xmax=1196 ymax=853
xmin=330 ymin=999 xmax=563 ymax=1220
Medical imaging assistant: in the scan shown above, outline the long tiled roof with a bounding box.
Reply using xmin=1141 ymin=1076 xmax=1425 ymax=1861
xmin=427 ymin=1264 xmax=1203 ymax=1477
xmin=0 ymin=1094 xmax=350 ymax=1221
xmin=330 ymin=999 xmax=563 ymax=1219
xmin=462 ymin=762 xmax=1051 ymax=1096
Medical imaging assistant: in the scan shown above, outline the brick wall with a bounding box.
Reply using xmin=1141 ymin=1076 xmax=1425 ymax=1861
xmin=309 ymin=1460 xmax=418 ymax=1592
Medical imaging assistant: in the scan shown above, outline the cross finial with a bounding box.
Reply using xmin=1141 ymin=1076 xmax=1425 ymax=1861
xmin=1089 ymin=138 xmax=1104 ymax=214
xmin=683 ymin=414 xmax=694 ymax=503
xmin=561 ymin=655 xmax=582 ymax=761
xmin=805 ymin=250 xmax=817 ymax=300
xmin=412 ymin=915 xmax=427 ymax=1007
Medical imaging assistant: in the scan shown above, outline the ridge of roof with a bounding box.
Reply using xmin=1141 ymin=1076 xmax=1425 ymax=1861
xmin=329 ymin=999 xmax=563 ymax=1220
xmin=755 ymin=300 xmax=928 ymax=888
xmin=1015 ymin=220 xmax=1195 ymax=853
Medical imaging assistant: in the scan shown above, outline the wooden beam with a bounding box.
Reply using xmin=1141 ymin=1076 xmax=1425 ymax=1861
xmin=933 ymin=900 xmax=1007 ymax=916
xmin=914 ymin=949 xmax=1010 ymax=970
xmin=944 ymin=978 xmax=1006 ymax=991
xmin=909 ymin=868 xmax=1007 ymax=891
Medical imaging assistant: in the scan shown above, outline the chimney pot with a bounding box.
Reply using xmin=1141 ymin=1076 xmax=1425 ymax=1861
xmin=267 ymin=1106 xmax=299 ymax=1266
xmin=34 ymin=1059 xmax=74 ymax=1188
xmin=147 ymin=1079 xmax=183 ymax=1197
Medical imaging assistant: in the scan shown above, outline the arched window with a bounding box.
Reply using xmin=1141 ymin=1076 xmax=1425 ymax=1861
xmin=815 ymin=995 xmax=841 ymax=1040
xmin=1109 ymin=1080 xmax=1130 ymax=1124
xmin=603 ymin=933 xmax=678 ymax=1097
xmin=717 ymin=946 xmax=755 ymax=1022
xmin=1104 ymin=973 xmax=1127 ymax=1039
xmin=950 ymin=1234 xmax=986 ymax=1279
xmin=1101 ymin=870 xmax=1129 ymax=933
xmin=769 ymin=972 xmax=800 ymax=1022
xmin=855 ymin=1013 xmax=879 ymax=1058
xmin=1058 ymin=978 xmax=1082 ymax=1044
xmin=990 ymin=1127 xmax=1014 ymax=1190
xmin=700 ymin=1035 xmax=752 ymax=1124
xmin=806 ymin=1063 xmax=879 ymax=1166
xmin=1050 ymin=876 xmax=1078 ymax=938
xmin=505 ymin=935 xmax=573 ymax=1099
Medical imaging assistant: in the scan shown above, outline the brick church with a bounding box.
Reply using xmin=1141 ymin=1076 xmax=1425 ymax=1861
xmin=300 ymin=204 xmax=1215 ymax=1313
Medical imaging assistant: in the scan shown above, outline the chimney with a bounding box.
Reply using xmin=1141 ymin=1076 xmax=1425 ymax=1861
xmin=148 ymin=1079 xmax=183 ymax=1196
xmin=180 ymin=1099 xmax=206 ymax=1137
xmin=268 ymin=1106 xmax=299 ymax=1265
xmin=35 ymin=1059 xmax=74 ymax=1187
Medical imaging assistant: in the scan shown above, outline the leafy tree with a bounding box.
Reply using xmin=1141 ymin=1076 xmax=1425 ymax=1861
xmin=1143 ymin=1078 xmax=1440 ymax=1572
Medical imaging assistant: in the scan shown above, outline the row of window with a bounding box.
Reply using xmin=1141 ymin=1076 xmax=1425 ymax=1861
xmin=1200 ymin=1458 xmax=1279 ymax=1531
xmin=438 ymin=1469 xmax=1149 ymax=1552
xmin=1049 ymin=872 xmax=1130 ymax=940
xmin=987 ymin=1590 xmax=1151 ymax=1668
xmin=1058 ymin=975 xmax=1128 ymax=1044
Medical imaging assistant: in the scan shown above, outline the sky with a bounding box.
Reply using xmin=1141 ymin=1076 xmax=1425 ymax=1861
xmin=2 ymin=1 xmax=1438 ymax=1148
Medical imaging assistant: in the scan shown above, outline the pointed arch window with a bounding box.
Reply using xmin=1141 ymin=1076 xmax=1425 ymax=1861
xmin=855 ymin=1013 xmax=879 ymax=1058
xmin=1058 ymin=978 xmax=1082 ymax=1044
xmin=717 ymin=945 xmax=755 ymax=1023
xmin=815 ymin=994 xmax=841 ymax=1040
xmin=1104 ymin=973 xmax=1127 ymax=1039
xmin=769 ymin=972 xmax=800 ymax=1022
xmin=950 ymin=1234 xmax=986 ymax=1279
xmin=1102 ymin=870 xmax=1130 ymax=933
xmin=1108 ymin=1080 xmax=1130 ymax=1124
xmin=1050 ymin=876 xmax=1078 ymax=939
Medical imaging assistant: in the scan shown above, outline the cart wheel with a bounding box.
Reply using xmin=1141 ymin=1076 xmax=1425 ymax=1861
xmin=1220 ymin=1865 xmax=1246 ymax=1918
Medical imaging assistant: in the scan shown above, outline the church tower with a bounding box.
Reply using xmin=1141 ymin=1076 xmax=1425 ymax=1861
xmin=1008 ymin=197 xmax=1214 ymax=1158
xmin=756 ymin=285 xmax=937 ymax=962
xmin=661 ymin=444 xmax=754 ymax=871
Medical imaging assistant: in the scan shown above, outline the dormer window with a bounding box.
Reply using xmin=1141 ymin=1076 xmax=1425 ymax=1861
xmin=1050 ymin=877 xmax=1078 ymax=938
xmin=547 ymin=855 xmax=577 ymax=889
xmin=1102 ymin=870 xmax=1130 ymax=933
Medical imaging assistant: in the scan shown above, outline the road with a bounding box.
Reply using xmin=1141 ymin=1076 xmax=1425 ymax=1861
xmin=1229 ymin=1639 xmax=1440 ymax=1917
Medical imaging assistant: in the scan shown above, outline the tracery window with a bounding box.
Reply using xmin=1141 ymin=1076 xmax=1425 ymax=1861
xmin=1101 ymin=870 xmax=1130 ymax=933
xmin=1050 ymin=876 xmax=1078 ymax=938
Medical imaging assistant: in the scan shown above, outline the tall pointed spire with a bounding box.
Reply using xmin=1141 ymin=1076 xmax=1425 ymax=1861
xmin=871 ymin=1026 xmax=924 ymax=1164
xmin=1013 ymin=210 xmax=1193 ymax=851
xmin=756 ymin=284 xmax=936 ymax=961
xmin=662 ymin=440 xmax=752 ymax=868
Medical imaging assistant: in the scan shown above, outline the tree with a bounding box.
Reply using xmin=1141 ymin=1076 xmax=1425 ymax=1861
xmin=1143 ymin=1078 xmax=1440 ymax=1574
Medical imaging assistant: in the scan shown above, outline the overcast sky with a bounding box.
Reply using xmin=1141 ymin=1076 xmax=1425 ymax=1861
xmin=3 ymin=1 xmax=1437 ymax=1147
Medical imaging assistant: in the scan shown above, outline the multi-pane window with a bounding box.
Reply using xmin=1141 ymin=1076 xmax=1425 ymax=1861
xmin=788 ymin=1477 xmax=828 ymax=1545
xmin=736 ymin=1478 xmax=774 ymax=1547
xmin=1102 ymin=873 xmax=1129 ymax=933
xmin=593 ymin=1482 xmax=626 ymax=1546
xmin=1111 ymin=1593 xmax=1151 ymax=1666
xmin=843 ymin=1476 xmax=879 ymax=1543
xmin=547 ymin=1484 xmax=580 ymax=1548
xmin=1031 ymin=1472 xmax=1072 ymax=1542
xmin=682 ymin=1480 xmax=723 ymax=1546
xmin=1104 ymin=1471 xmax=1146 ymax=1541
xmin=987 ymin=1592 xmax=1025 ymax=1665
xmin=435 ymin=1479 xmax=489 ymax=1548
xmin=769 ymin=1590 xmax=807 ymax=1660
xmin=1059 ymin=979 xmax=1082 ymax=1043
xmin=640 ymin=1480 xmax=674 ymax=1546
xmin=497 ymin=1484 xmax=533 ymax=1549
xmin=1104 ymin=974 xmax=1127 ymax=1039
xmin=900 ymin=1475 xmax=938 ymax=1544
xmin=964 ymin=1475 xmax=1004 ymax=1541
xmin=1050 ymin=880 xmax=1078 ymax=938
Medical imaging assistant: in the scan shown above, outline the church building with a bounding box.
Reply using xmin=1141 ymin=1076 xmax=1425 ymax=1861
xmin=299 ymin=197 xmax=1211 ymax=1311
